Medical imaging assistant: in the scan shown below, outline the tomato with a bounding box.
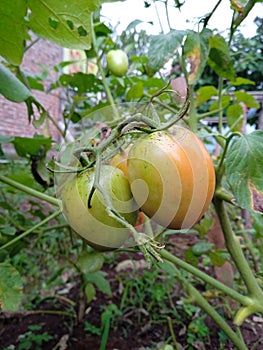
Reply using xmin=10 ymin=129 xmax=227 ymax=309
xmin=61 ymin=165 xmax=138 ymax=251
xmin=109 ymin=146 xmax=146 ymax=233
xmin=127 ymin=127 xmax=215 ymax=230
xmin=106 ymin=49 xmax=128 ymax=77
xmin=109 ymin=146 xmax=131 ymax=177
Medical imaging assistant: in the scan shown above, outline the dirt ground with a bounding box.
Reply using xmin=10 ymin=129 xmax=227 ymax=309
xmin=1 ymin=235 xmax=263 ymax=350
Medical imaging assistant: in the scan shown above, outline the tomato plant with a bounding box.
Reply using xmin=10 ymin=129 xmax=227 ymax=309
xmin=127 ymin=126 xmax=215 ymax=230
xmin=106 ymin=49 xmax=129 ymax=77
xmin=61 ymin=165 xmax=138 ymax=251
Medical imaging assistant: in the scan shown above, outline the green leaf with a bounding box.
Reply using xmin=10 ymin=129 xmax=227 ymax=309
xmin=194 ymin=215 xmax=215 ymax=237
xmin=225 ymin=131 xmax=263 ymax=213
xmin=126 ymin=82 xmax=144 ymax=101
xmin=184 ymin=248 xmax=199 ymax=267
xmin=146 ymin=29 xmax=185 ymax=76
xmin=12 ymin=135 xmax=52 ymax=158
xmin=234 ymin=91 xmax=260 ymax=108
xmin=1 ymin=226 xmax=16 ymax=236
xmin=209 ymin=251 xmax=227 ymax=267
xmin=208 ymin=34 xmax=235 ymax=81
xmin=85 ymin=282 xmax=96 ymax=303
xmin=28 ymin=0 xmax=97 ymax=50
xmin=0 ymin=64 xmax=33 ymax=102
xmin=195 ymin=86 xmax=218 ymax=107
xmin=0 ymin=263 xmax=23 ymax=311
xmin=192 ymin=242 xmax=214 ymax=257
xmin=209 ymin=95 xmax=231 ymax=111
xmin=87 ymin=271 xmax=112 ymax=296
xmin=231 ymin=77 xmax=255 ymax=86
xmin=77 ymin=251 xmax=104 ymax=274
xmin=0 ymin=0 xmax=27 ymax=65
xmin=57 ymin=73 xmax=103 ymax=95
xmin=183 ymin=29 xmax=212 ymax=85
xmin=226 ymin=104 xmax=244 ymax=131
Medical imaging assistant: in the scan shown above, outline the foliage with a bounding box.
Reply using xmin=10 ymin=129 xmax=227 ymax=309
xmin=17 ymin=325 xmax=52 ymax=350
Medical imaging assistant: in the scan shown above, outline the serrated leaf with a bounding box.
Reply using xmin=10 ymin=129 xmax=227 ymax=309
xmin=208 ymin=34 xmax=235 ymax=81
xmin=0 ymin=263 xmax=23 ymax=311
xmin=87 ymin=271 xmax=112 ymax=296
xmin=28 ymin=0 xmax=97 ymax=50
xmin=0 ymin=0 xmax=27 ymax=65
xmin=195 ymin=86 xmax=218 ymax=107
xmin=226 ymin=104 xmax=244 ymax=131
xmin=183 ymin=29 xmax=212 ymax=85
xmin=77 ymin=251 xmax=104 ymax=275
xmin=146 ymin=29 xmax=185 ymax=76
xmin=234 ymin=91 xmax=260 ymax=108
xmin=226 ymin=131 xmax=263 ymax=213
xmin=0 ymin=64 xmax=33 ymax=102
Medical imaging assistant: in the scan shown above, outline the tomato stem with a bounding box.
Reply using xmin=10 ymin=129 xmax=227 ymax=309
xmin=90 ymin=15 xmax=119 ymax=120
xmin=159 ymin=254 xmax=248 ymax=350
xmin=0 ymin=209 xmax=61 ymax=251
xmin=214 ymin=198 xmax=263 ymax=313
xmin=159 ymin=249 xmax=249 ymax=305
xmin=0 ymin=174 xmax=60 ymax=207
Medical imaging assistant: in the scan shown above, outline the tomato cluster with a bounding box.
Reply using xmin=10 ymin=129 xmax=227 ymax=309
xmin=61 ymin=126 xmax=215 ymax=250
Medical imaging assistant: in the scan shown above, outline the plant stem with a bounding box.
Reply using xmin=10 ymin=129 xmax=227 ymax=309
xmin=188 ymin=84 xmax=198 ymax=132
xmin=213 ymin=198 xmax=263 ymax=300
xmin=90 ymin=15 xmax=119 ymax=120
xmin=0 ymin=210 xmax=61 ymax=251
xmin=159 ymin=249 xmax=249 ymax=305
xmin=160 ymin=259 xmax=247 ymax=350
xmin=187 ymin=283 xmax=247 ymax=350
xmin=0 ymin=175 xmax=60 ymax=207
xmin=218 ymin=77 xmax=223 ymax=134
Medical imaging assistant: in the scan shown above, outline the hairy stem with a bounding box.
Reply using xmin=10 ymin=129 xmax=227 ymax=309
xmin=214 ymin=198 xmax=263 ymax=301
xmin=0 ymin=175 xmax=60 ymax=206
xmin=0 ymin=210 xmax=61 ymax=251
xmin=159 ymin=249 xmax=249 ymax=305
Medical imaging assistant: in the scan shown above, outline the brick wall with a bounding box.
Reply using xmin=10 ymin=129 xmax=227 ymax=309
xmin=0 ymin=38 xmax=63 ymax=143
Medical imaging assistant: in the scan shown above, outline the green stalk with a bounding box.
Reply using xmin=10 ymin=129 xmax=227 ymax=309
xmin=214 ymin=198 xmax=263 ymax=299
xmin=218 ymin=77 xmax=224 ymax=134
xmin=0 ymin=210 xmax=61 ymax=251
xmin=188 ymin=84 xmax=198 ymax=132
xmin=160 ymin=259 xmax=247 ymax=350
xmin=90 ymin=15 xmax=119 ymax=120
xmin=187 ymin=283 xmax=247 ymax=350
xmin=214 ymin=198 xmax=263 ymax=324
xmin=0 ymin=175 xmax=60 ymax=207
xmin=159 ymin=249 xmax=249 ymax=306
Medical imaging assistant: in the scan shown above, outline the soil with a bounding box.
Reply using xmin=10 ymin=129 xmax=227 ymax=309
xmin=1 ymin=235 xmax=263 ymax=350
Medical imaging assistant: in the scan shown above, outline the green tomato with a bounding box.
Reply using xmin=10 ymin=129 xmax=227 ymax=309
xmin=106 ymin=49 xmax=129 ymax=77
xmin=61 ymin=165 xmax=138 ymax=251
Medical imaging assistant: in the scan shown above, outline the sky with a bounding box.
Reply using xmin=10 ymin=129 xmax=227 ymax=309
xmin=101 ymin=0 xmax=262 ymax=37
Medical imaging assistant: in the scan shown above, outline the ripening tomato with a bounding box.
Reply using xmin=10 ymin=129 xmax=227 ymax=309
xmin=61 ymin=165 xmax=138 ymax=251
xmin=127 ymin=127 xmax=215 ymax=230
xmin=109 ymin=146 xmax=132 ymax=177
xmin=106 ymin=49 xmax=129 ymax=77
